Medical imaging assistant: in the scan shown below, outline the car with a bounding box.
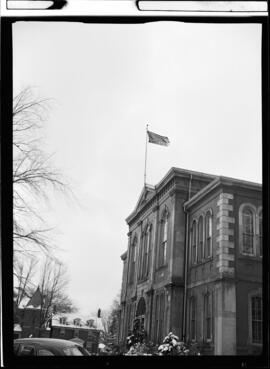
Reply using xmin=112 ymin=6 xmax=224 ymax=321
xmin=14 ymin=338 xmax=91 ymax=356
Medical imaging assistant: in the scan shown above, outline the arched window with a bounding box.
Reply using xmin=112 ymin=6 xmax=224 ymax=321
xmin=198 ymin=216 xmax=203 ymax=262
xmin=134 ymin=297 xmax=146 ymax=336
xmin=240 ymin=204 xmax=261 ymax=257
xmin=141 ymin=225 xmax=152 ymax=279
xmin=242 ymin=207 xmax=255 ymax=255
xmin=129 ymin=237 xmax=137 ymax=284
xmin=189 ymin=297 xmax=196 ymax=341
xmin=205 ymin=211 xmax=212 ymax=258
xmin=191 ymin=220 xmax=197 ymax=264
xmin=258 ymin=209 xmax=262 ymax=257
xmin=158 ymin=211 xmax=169 ymax=267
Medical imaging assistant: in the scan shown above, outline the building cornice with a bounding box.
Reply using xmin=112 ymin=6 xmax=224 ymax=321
xmin=184 ymin=176 xmax=262 ymax=210
xmin=126 ymin=168 xmax=215 ymax=226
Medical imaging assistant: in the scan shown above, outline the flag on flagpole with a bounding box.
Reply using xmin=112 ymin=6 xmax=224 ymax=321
xmin=147 ymin=130 xmax=170 ymax=146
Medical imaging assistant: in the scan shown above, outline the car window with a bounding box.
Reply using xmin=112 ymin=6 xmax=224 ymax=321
xmin=63 ymin=346 xmax=84 ymax=356
xmin=14 ymin=343 xmax=20 ymax=355
xmin=19 ymin=344 xmax=36 ymax=356
xmin=38 ymin=349 xmax=55 ymax=356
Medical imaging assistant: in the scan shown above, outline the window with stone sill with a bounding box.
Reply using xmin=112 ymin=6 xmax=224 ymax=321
xmin=205 ymin=210 xmax=213 ymax=258
xmin=191 ymin=220 xmax=197 ymax=265
xmin=251 ymin=296 xmax=262 ymax=343
xmin=203 ymin=292 xmax=213 ymax=342
xmin=140 ymin=224 xmax=152 ymax=280
xmin=259 ymin=209 xmax=262 ymax=257
xmin=248 ymin=292 xmax=262 ymax=345
xmin=189 ymin=296 xmax=196 ymax=341
xmin=198 ymin=216 xmax=203 ymax=262
xmin=154 ymin=291 xmax=165 ymax=344
xmin=243 ymin=208 xmax=255 ymax=255
xmin=239 ymin=204 xmax=262 ymax=257
xmin=129 ymin=237 xmax=137 ymax=284
xmin=158 ymin=211 xmax=169 ymax=268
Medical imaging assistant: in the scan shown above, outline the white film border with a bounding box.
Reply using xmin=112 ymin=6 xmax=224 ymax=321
xmin=2 ymin=0 xmax=269 ymax=17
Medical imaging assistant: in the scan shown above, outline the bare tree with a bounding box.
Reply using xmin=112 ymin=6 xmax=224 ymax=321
xmin=13 ymin=87 xmax=67 ymax=257
xmin=38 ymin=257 xmax=76 ymax=328
xmin=13 ymin=255 xmax=38 ymax=308
xmin=100 ymin=294 xmax=121 ymax=349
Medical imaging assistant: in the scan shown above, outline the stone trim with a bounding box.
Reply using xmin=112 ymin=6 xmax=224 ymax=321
xmin=216 ymin=193 xmax=235 ymax=276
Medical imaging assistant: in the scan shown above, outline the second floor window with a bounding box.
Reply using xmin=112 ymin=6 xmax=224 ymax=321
xmin=191 ymin=221 xmax=197 ymax=264
xmin=198 ymin=216 xmax=203 ymax=262
xmin=158 ymin=212 xmax=169 ymax=267
xmin=141 ymin=225 xmax=152 ymax=279
xmin=242 ymin=208 xmax=254 ymax=255
xmin=205 ymin=211 xmax=212 ymax=258
xmin=259 ymin=210 xmax=262 ymax=257
xmin=129 ymin=239 xmax=137 ymax=284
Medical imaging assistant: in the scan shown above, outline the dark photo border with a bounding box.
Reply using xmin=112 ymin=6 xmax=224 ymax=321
xmin=1 ymin=13 xmax=269 ymax=369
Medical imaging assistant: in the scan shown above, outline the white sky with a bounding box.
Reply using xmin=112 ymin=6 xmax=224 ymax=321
xmin=13 ymin=21 xmax=262 ymax=316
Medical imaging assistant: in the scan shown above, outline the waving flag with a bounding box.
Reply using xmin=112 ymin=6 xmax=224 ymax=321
xmin=147 ymin=130 xmax=170 ymax=146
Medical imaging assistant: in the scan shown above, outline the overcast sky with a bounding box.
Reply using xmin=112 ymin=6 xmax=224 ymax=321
xmin=13 ymin=21 xmax=262 ymax=316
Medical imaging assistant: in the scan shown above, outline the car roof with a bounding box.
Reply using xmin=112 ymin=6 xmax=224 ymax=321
xmin=14 ymin=338 xmax=82 ymax=348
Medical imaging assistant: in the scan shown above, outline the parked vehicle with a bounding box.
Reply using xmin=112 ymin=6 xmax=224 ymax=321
xmin=14 ymin=338 xmax=91 ymax=356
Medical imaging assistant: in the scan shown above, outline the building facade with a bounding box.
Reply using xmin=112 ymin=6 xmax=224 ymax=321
xmin=118 ymin=168 xmax=262 ymax=355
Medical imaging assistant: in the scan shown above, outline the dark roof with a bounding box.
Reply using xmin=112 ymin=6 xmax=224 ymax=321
xmin=26 ymin=286 xmax=43 ymax=308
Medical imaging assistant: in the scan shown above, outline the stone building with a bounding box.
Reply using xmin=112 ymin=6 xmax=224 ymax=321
xmin=118 ymin=167 xmax=262 ymax=355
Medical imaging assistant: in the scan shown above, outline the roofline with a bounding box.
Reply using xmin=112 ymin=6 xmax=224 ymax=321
xmin=126 ymin=167 xmax=216 ymax=223
xmin=155 ymin=167 xmax=216 ymax=190
xmin=184 ymin=176 xmax=262 ymax=209
xmin=126 ymin=167 xmax=262 ymax=222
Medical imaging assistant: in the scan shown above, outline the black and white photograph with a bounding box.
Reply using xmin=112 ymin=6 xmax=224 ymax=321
xmin=1 ymin=1 xmax=268 ymax=365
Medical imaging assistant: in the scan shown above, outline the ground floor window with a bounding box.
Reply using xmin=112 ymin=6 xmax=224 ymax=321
xmin=204 ymin=293 xmax=213 ymax=342
xmin=153 ymin=292 xmax=165 ymax=343
xmin=251 ymin=296 xmax=262 ymax=343
xmin=189 ymin=297 xmax=196 ymax=341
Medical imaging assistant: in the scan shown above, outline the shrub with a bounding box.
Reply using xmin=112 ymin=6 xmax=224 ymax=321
xmin=158 ymin=332 xmax=200 ymax=356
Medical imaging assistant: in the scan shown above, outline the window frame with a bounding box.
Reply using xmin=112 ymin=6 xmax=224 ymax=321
xmin=242 ymin=208 xmax=255 ymax=255
xmin=141 ymin=224 xmax=152 ymax=279
xmin=198 ymin=215 xmax=204 ymax=262
xmin=154 ymin=291 xmax=165 ymax=344
xmin=190 ymin=220 xmax=197 ymax=265
xmin=129 ymin=236 xmax=137 ymax=284
xmin=258 ymin=207 xmax=262 ymax=257
xmin=248 ymin=289 xmax=263 ymax=346
xmin=158 ymin=210 xmax=169 ymax=268
xmin=203 ymin=292 xmax=213 ymax=343
xmin=19 ymin=344 xmax=36 ymax=356
xmin=239 ymin=204 xmax=261 ymax=257
xmin=189 ymin=296 xmax=196 ymax=342
xmin=205 ymin=210 xmax=213 ymax=259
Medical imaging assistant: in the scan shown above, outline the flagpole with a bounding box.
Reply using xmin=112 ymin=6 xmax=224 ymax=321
xmin=144 ymin=124 xmax=149 ymax=186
